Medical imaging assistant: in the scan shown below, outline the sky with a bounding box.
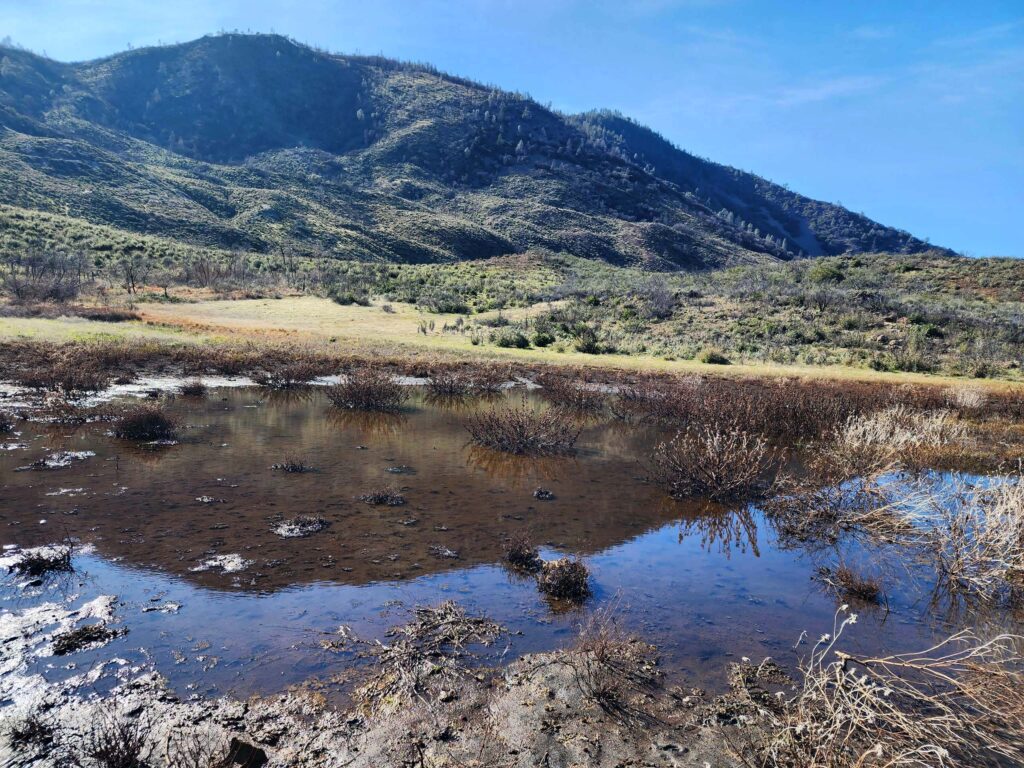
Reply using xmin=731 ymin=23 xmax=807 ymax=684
xmin=2 ymin=1 xmax=1022 ymax=257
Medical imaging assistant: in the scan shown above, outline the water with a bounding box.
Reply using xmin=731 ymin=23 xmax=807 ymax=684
xmin=0 ymin=388 xmax=1002 ymax=704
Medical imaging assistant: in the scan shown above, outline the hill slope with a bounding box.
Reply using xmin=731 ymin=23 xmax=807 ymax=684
xmin=0 ymin=33 xmax=940 ymax=268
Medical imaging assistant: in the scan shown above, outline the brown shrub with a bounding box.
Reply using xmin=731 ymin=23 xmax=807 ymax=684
xmin=179 ymin=379 xmax=207 ymax=397
xmin=252 ymin=359 xmax=328 ymax=389
xmin=466 ymin=397 xmax=580 ymax=456
xmin=426 ymin=366 xmax=474 ymax=398
xmin=503 ymin=533 xmax=542 ymax=572
xmin=652 ymin=422 xmax=782 ymax=502
xmin=537 ymin=557 xmax=591 ymax=601
xmin=818 ymin=565 xmax=882 ymax=603
xmin=325 ymin=367 xmax=407 ymax=412
xmin=112 ymin=405 xmax=177 ymax=441
xmin=536 ymin=371 xmax=606 ymax=413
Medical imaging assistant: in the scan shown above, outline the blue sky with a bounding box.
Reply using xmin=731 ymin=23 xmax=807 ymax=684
xmin=2 ymin=1 xmax=1022 ymax=256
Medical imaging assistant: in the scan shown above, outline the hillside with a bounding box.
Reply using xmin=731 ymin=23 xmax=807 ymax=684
xmin=0 ymin=33 xmax=941 ymax=269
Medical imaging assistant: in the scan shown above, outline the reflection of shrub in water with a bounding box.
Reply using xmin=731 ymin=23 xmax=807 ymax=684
xmin=465 ymin=445 xmax=568 ymax=483
xmin=677 ymin=504 xmax=761 ymax=558
xmin=466 ymin=396 xmax=580 ymax=456
xmin=325 ymin=367 xmax=408 ymax=412
xmin=653 ymin=422 xmax=781 ymax=502
xmin=326 ymin=408 xmax=407 ymax=439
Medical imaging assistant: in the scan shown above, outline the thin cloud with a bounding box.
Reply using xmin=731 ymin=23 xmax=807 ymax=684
xmin=849 ymin=25 xmax=896 ymax=41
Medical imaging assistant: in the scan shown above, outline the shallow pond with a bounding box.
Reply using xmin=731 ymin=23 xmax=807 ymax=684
xmin=0 ymin=388 xmax=1008 ymax=703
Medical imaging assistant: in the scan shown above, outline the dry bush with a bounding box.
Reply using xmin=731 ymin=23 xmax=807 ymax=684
xmin=163 ymin=727 xmax=234 ymax=768
xmin=76 ymin=307 xmax=142 ymax=323
xmin=466 ymin=396 xmax=581 ymax=456
xmin=112 ymin=404 xmax=177 ymax=441
xmin=179 ymin=379 xmax=207 ymax=397
xmin=0 ymin=409 xmax=13 ymax=433
xmin=252 ymin=359 xmax=327 ymax=389
xmin=503 ymin=532 xmax=542 ymax=572
xmin=752 ymin=608 xmax=1024 ymax=768
xmin=426 ymin=365 xmax=475 ymax=398
xmin=943 ymin=385 xmax=988 ymax=414
xmin=652 ymin=422 xmax=782 ymax=502
xmin=536 ymin=371 xmax=607 ymax=413
xmin=359 ymin=486 xmax=406 ymax=506
xmin=468 ymin=363 xmax=509 ymax=394
xmin=325 ymin=367 xmax=408 ymax=412
xmin=14 ymin=359 xmax=112 ymax=400
xmin=537 ymin=557 xmax=591 ymax=601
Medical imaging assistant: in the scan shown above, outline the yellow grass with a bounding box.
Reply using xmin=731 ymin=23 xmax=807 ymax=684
xmin=1 ymin=296 xmax=1021 ymax=392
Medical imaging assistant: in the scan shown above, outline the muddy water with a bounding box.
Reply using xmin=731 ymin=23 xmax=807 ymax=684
xmin=0 ymin=389 xmax=994 ymax=702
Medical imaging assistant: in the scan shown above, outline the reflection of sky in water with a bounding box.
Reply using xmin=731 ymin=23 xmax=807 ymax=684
xmin=0 ymin=389 xmax=1017 ymax=702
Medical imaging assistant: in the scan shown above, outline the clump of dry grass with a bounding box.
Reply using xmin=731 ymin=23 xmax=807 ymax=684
xmin=271 ymin=457 xmax=314 ymax=473
xmin=6 ymin=708 xmax=54 ymax=753
xmin=112 ymin=404 xmax=177 ymax=441
xmin=354 ymin=601 xmax=506 ymax=714
xmin=52 ymin=624 xmax=122 ymax=655
xmin=537 ymin=557 xmax=591 ymax=601
xmin=75 ymin=708 xmax=152 ymax=768
xmin=566 ymin=603 xmax=661 ymax=726
xmin=0 ymin=409 xmax=13 ymax=433
xmin=426 ymin=366 xmax=475 ymax=399
xmin=815 ymin=406 xmax=966 ymax=479
xmin=817 ymin=565 xmax=882 ymax=604
xmin=751 ymin=608 xmax=1024 ymax=768
xmin=8 ymin=545 xmax=73 ymax=577
xmin=466 ymin=396 xmax=581 ymax=456
xmin=325 ymin=367 xmax=408 ymax=412
xmin=503 ymin=533 xmax=542 ymax=572
xmin=652 ymin=422 xmax=782 ymax=502
xmin=359 ymin=486 xmax=406 ymax=506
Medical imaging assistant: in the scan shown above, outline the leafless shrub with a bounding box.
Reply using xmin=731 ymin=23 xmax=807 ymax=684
xmin=503 ymin=532 xmax=542 ymax=572
xmin=426 ymin=366 xmax=474 ymax=398
xmin=537 ymin=557 xmax=591 ymax=602
xmin=325 ymin=367 xmax=408 ymax=412
xmin=163 ymin=727 xmax=233 ymax=768
xmin=652 ymin=422 xmax=782 ymax=502
xmin=252 ymin=359 xmax=326 ymax=389
xmin=14 ymin=360 xmax=112 ymax=400
xmin=359 ymin=486 xmax=406 ymax=506
xmin=751 ymin=608 xmax=1024 ymax=768
xmin=536 ymin=371 xmax=606 ymax=413
xmin=468 ymin=364 xmax=508 ymax=394
xmin=179 ymin=379 xmax=207 ymax=397
xmin=112 ymin=404 xmax=177 ymax=441
xmin=466 ymin=396 xmax=580 ymax=456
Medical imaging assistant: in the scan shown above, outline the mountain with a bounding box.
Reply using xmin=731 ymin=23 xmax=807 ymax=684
xmin=0 ymin=33 xmax=942 ymax=269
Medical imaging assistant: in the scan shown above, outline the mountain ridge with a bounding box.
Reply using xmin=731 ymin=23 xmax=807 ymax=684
xmin=0 ymin=33 xmax=945 ymax=268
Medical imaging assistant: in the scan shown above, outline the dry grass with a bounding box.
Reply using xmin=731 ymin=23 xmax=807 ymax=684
xmin=271 ymin=457 xmax=314 ymax=473
xmin=8 ymin=545 xmax=73 ymax=577
xmin=817 ymin=565 xmax=882 ymax=604
xmin=466 ymin=396 xmax=581 ymax=456
xmin=750 ymin=608 xmax=1024 ymax=768
xmin=73 ymin=707 xmax=152 ymax=768
xmin=354 ymin=601 xmax=506 ymax=714
xmin=537 ymin=557 xmax=591 ymax=601
xmin=325 ymin=367 xmax=408 ymax=412
xmin=252 ymin=359 xmax=329 ymax=389
xmin=652 ymin=422 xmax=782 ymax=502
